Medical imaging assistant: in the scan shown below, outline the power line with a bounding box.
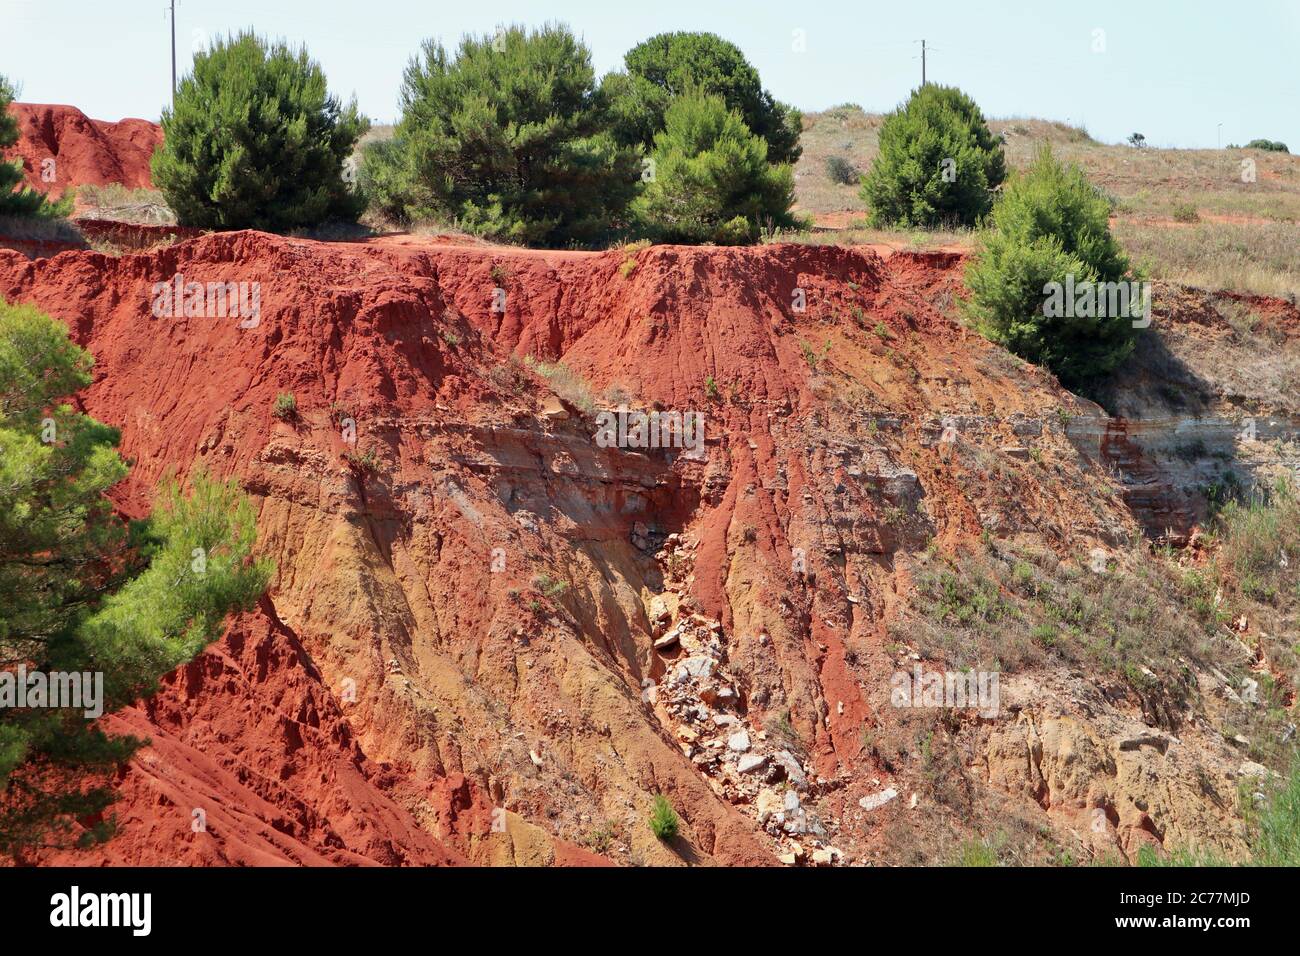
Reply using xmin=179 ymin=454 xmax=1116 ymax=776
xmin=914 ymin=40 xmax=939 ymax=87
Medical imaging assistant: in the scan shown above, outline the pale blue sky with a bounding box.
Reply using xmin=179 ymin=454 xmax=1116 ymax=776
xmin=4 ymin=0 xmax=1297 ymax=149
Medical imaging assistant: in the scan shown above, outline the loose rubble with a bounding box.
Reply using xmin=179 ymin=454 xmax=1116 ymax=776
xmin=645 ymin=531 xmax=846 ymax=865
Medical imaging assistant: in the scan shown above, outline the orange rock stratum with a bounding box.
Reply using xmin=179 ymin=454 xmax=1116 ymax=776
xmin=2 ymin=228 xmax=1291 ymax=866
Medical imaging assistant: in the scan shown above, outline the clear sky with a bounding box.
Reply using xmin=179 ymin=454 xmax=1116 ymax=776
xmin=4 ymin=0 xmax=1297 ymax=149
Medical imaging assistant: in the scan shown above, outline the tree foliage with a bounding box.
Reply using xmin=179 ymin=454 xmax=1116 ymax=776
xmin=964 ymin=146 xmax=1140 ymax=387
xmin=632 ymin=91 xmax=798 ymax=245
xmin=860 ymin=84 xmax=1005 ymax=228
xmin=363 ymin=23 xmax=639 ymax=246
xmin=151 ymin=31 xmax=368 ymax=231
xmin=606 ymin=31 xmax=801 ymax=165
xmin=0 ymin=298 xmax=272 ymax=854
xmin=1244 ymin=138 xmax=1288 ymax=153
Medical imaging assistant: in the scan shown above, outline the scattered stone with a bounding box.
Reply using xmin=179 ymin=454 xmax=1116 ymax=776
xmin=528 ymin=750 xmax=543 ymax=768
xmin=727 ymin=729 xmax=752 ymax=752
xmin=540 ymin=395 xmax=569 ymax=421
xmin=756 ymin=789 xmax=783 ymax=824
xmin=712 ymin=714 xmax=739 ymax=727
xmin=783 ymin=790 xmax=801 ymax=812
xmin=676 ymin=656 xmax=715 ymax=682
xmin=1002 ymin=445 xmax=1031 ymax=461
xmin=772 ymin=751 xmax=808 ymax=790
xmin=653 ymin=632 xmax=680 ymax=651
xmin=737 ymin=753 xmax=770 ymax=774
xmin=858 ymin=787 xmax=898 ymax=811
xmin=810 ymin=846 xmax=843 ymax=866
xmin=647 ymin=594 xmax=673 ymax=624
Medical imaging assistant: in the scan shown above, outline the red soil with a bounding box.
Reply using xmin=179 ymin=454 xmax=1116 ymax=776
xmin=0 ymin=230 xmax=1062 ymax=866
xmin=3 ymin=103 xmax=161 ymax=195
xmin=2 ymin=226 xmax=1260 ymax=867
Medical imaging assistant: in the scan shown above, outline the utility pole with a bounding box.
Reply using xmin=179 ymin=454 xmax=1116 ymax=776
xmin=169 ymin=0 xmax=177 ymax=109
xmin=921 ymin=39 xmax=926 ymax=86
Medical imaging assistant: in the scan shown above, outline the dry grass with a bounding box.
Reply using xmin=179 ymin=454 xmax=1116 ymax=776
xmin=525 ymin=357 xmax=596 ymax=414
xmin=0 ymin=214 xmax=82 ymax=243
xmin=763 ymin=223 xmax=974 ymax=251
xmin=794 ymin=105 xmax=1300 ymax=297
xmin=1116 ymin=220 xmax=1300 ymax=299
xmin=76 ymin=184 xmax=175 ymax=225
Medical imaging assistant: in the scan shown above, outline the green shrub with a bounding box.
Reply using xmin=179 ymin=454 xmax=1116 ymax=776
xmin=375 ymin=24 xmax=639 ymax=247
xmin=152 ymin=31 xmax=368 ymax=231
xmin=0 ymin=298 xmax=271 ymax=851
xmin=825 ymin=155 xmax=859 ymax=186
xmin=1245 ymin=139 xmax=1289 ymax=153
xmin=272 ymin=392 xmax=297 ymax=420
xmin=356 ymin=135 xmax=426 ymax=227
xmin=1172 ymin=202 xmax=1200 ymax=223
xmin=532 ymin=573 xmax=569 ymax=599
xmin=860 ymin=84 xmax=1005 ymax=228
xmin=1220 ymin=477 xmax=1300 ymax=602
xmin=963 ymin=145 xmax=1140 ymax=387
xmin=649 ymin=794 xmax=679 ymax=840
xmin=1250 ymin=756 xmax=1300 ymax=865
xmin=606 ymin=32 xmax=801 ymax=165
xmin=633 ymin=91 xmax=797 ymax=245
xmin=0 ymin=75 xmax=71 ymax=218
xmin=954 ymin=838 xmax=999 ymax=867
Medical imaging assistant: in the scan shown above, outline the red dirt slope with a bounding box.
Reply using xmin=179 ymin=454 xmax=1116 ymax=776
xmin=0 ymin=229 xmax=1261 ymax=867
xmin=3 ymin=103 xmax=161 ymax=194
xmin=40 ymin=599 xmax=466 ymax=867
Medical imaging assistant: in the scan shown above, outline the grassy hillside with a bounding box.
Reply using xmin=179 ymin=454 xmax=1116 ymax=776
xmin=796 ymin=105 xmax=1300 ymax=297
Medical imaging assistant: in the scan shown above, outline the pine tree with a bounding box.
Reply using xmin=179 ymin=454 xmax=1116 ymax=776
xmin=151 ymin=31 xmax=368 ymax=232
xmin=633 ymin=91 xmax=798 ymax=245
xmin=964 ymin=146 xmax=1140 ymax=387
xmin=0 ymin=298 xmax=272 ymax=853
xmin=607 ymin=32 xmax=802 ymax=165
xmin=861 ymin=84 xmax=1005 ymax=228
xmin=371 ymin=23 xmax=639 ymax=247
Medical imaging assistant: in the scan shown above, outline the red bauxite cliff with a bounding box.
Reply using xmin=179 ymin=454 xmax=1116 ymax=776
xmin=2 ymin=103 xmax=161 ymax=195
xmin=0 ymin=226 xmax=1275 ymax=866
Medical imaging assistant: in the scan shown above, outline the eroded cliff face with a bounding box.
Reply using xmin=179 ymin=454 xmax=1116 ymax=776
xmin=1076 ymin=285 xmax=1300 ymax=543
xmin=1 ymin=103 xmax=161 ymax=194
xmin=0 ymin=231 xmax=1285 ymax=866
